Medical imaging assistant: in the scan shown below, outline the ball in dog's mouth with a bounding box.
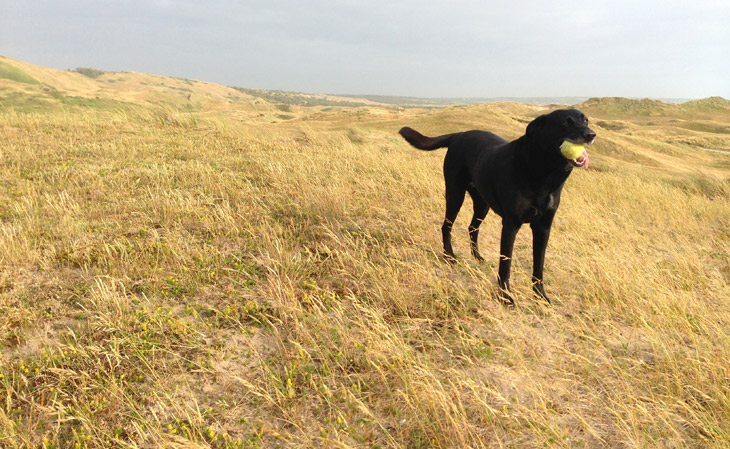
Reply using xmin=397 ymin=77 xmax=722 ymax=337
xmin=560 ymin=141 xmax=590 ymax=169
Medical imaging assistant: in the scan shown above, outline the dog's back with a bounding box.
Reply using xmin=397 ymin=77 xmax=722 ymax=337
xmin=401 ymin=128 xmax=510 ymax=177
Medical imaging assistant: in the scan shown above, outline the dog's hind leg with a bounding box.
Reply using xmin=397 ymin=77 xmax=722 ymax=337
xmin=442 ymin=184 xmax=466 ymax=263
xmin=467 ymin=186 xmax=489 ymax=262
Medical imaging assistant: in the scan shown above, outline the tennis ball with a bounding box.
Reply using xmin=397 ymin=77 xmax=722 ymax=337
xmin=560 ymin=141 xmax=585 ymax=160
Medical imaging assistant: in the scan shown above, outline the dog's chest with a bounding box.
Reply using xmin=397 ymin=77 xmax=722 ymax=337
xmin=518 ymin=192 xmax=555 ymax=223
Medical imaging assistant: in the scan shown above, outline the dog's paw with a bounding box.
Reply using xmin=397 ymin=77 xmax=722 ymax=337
xmin=532 ymin=279 xmax=552 ymax=304
xmin=499 ymin=291 xmax=515 ymax=308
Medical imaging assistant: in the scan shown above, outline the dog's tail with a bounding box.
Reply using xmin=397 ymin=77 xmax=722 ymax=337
xmin=399 ymin=127 xmax=456 ymax=151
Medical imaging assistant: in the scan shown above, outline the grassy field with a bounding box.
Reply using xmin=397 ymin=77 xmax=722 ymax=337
xmin=1 ymin=57 xmax=729 ymax=448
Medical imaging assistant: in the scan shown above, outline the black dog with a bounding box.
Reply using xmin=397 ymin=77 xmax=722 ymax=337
xmin=399 ymin=109 xmax=595 ymax=305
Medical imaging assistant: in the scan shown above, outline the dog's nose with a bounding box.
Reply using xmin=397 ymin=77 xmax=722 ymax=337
xmin=584 ymin=130 xmax=596 ymax=141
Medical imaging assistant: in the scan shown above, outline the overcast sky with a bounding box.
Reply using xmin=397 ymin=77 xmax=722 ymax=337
xmin=2 ymin=0 xmax=728 ymax=99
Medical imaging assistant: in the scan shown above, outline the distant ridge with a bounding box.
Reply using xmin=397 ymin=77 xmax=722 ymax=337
xmin=578 ymin=96 xmax=730 ymax=119
xmin=1 ymin=55 xmax=726 ymax=116
xmin=334 ymin=95 xmax=702 ymax=108
xmin=681 ymin=96 xmax=730 ymax=110
xmin=335 ymin=95 xmax=591 ymax=107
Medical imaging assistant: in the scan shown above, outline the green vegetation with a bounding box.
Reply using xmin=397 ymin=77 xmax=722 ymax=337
xmin=0 ymin=60 xmax=40 ymax=84
xmin=0 ymin=56 xmax=729 ymax=448
xmin=73 ymin=67 xmax=108 ymax=79
xmin=0 ymin=86 xmax=142 ymax=115
xmin=0 ymin=88 xmax=54 ymax=112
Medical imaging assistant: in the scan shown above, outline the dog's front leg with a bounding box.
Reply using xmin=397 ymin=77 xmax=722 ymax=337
xmin=530 ymin=210 xmax=556 ymax=303
xmin=497 ymin=220 xmax=521 ymax=306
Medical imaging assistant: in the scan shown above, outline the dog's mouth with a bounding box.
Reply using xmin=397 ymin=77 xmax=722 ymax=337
xmin=565 ymin=139 xmax=593 ymax=169
xmin=570 ymin=150 xmax=589 ymax=168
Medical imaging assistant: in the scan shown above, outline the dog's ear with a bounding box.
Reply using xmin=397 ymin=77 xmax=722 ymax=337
xmin=526 ymin=114 xmax=547 ymax=137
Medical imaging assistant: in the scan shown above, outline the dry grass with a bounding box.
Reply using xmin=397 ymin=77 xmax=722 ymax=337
xmin=1 ymin=60 xmax=730 ymax=448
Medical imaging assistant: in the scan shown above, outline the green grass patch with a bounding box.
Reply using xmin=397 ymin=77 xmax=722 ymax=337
xmin=0 ymin=61 xmax=40 ymax=84
xmin=73 ymin=67 xmax=107 ymax=79
xmin=0 ymin=88 xmax=54 ymax=112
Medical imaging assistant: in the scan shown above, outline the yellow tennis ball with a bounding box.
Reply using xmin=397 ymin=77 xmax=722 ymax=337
xmin=560 ymin=141 xmax=585 ymax=160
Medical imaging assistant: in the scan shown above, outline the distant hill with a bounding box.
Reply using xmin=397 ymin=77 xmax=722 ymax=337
xmin=1 ymin=54 xmax=727 ymax=122
xmin=0 ymin=55 xmax=261 ymax=116
xmin=578 ymin=96 xmax=730 ymax=120
xmin=333 ymin=95 xmax=697 ymax=108
xmin=232 ymin=87 xmax=373 ymax=108
xmin=339 ymin=95 xmax=592 ymax=107
xmin=225 ymin=89 xmax=593 ymax=109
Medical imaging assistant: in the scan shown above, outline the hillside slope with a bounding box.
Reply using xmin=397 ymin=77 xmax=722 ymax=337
xmin=0 ymin=56 xmax=285 ymax=122
xmin=0 ymin=57 xmax=729 ymax=448
xmin=0 ymin=55 xmax=252 ymax=106
xmin=0 ymin=56 xmax=389 ymax=122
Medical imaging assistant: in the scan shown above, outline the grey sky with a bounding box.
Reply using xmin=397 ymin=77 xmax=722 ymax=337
xmin=2 ymin=0 xmax=728 ymax=99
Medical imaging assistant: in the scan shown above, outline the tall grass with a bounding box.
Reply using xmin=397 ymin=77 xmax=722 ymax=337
xmin=0 ymin=103 xmax=728 ymax=448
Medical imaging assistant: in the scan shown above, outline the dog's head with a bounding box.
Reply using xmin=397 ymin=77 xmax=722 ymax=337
xmin=526 ymin=109 xmax=596 ymax=168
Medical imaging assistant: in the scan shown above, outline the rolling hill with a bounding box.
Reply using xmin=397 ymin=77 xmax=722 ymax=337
xmin=0 ymin=55 xmax=729 ymax=448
